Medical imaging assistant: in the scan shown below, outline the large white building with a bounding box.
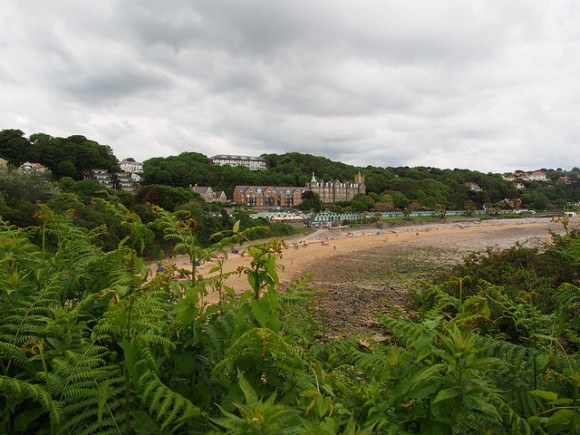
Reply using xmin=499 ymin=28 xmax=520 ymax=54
xmin=119 ymin=159 xmax=143 ymax=173
xmin=209 ymin=154 xmax=268 ymax=171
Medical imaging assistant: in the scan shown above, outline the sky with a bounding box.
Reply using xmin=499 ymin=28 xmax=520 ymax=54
xmin=1 ymin=1 xmax=579 ymax=173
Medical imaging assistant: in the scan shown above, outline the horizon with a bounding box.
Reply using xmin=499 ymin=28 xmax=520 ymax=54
xmin=6 ymin=130 xmax=578 ymax=175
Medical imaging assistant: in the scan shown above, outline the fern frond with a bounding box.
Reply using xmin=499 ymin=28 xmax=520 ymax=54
xmin=378 ymin=315 xmax=423 ymax=346
xmin=205 ymin=309 xmax=237 ymax=360
xmin=138 ymin=366 xmax=201 ymax=431
xmin=0 ymin=375 xmax=62 ymax=425
xmin=211 ymin=327 xmax=307 ymax=391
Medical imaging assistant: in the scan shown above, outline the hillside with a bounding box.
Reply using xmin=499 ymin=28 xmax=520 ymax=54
xmin=1 ymin=128 xmax=578 ymax=212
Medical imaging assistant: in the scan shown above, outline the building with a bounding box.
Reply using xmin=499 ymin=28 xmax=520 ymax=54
xmin=502 ymin=198 xmax=523 ymax=208
xmin=526 ymin=170 xmax=548 ymax=182
xmin=191 ymin=185 xmax=215 ymax=202
xmin=119 ymin=159 xmax=143 ymax=173
xmin=209 ymin=155 xmax=268 ymax=171
xmin=514 ymin=182 xmax=525 ymax=190
xmin=18 ymin=162 xmax=48 ymax=174
xmin=190 ymin=185 xmax=229 ymax=202
xmin=84 ymin=169 xmax=139 ymax=192
xmin=233 ymin=186 xmax=304 ymax=207
xmin=84 ymin=169 xmax=115 ymax=188
xmin=501 ymin=173 xmax=516 ymax=181
xmin=465 ymin=182 xmax=482 ymax=192
xmin=306 ymin=172 xmax=366 ymax=203
xmin=213 ymin=191 xmax=228 ymax=202
xmin=113 ymin=172 xmax=137 ymax=192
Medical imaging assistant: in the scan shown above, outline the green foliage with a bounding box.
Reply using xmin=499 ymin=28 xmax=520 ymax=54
xmin=211 ymin=371 xmax=302 ymax=433
xmin=0 ymin=130 xmax=119 ymax=179
xmin=1 ymin=207 xmax=578 ymax=433
xmin=295 ymin=190 xmax=323 ymax=212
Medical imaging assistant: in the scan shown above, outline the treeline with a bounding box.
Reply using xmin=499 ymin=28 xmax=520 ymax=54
xmin=144 ymin=151 xmax=579 ymax=211
xmin=2 ymin=129 xmax=579 ymax=212
xmin=0 ymin=209 xmax=577 ymax=433
xmin=0 ymin=129 xmax=119 ymax=179
xmin=0 ymin=170 xmax=291 ymax=257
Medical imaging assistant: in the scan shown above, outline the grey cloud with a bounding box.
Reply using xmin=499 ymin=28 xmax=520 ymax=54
xmin=1 ymin=1 xmax=579 ymax=172
xmin=54 ymin=64 xmax=172 ymax=104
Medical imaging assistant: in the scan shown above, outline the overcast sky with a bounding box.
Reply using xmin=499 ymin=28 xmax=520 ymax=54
xmin=1 ymin=1 xmax=579 ymax=172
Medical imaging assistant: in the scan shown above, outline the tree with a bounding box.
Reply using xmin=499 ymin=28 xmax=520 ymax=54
xmin=350 ymin=194 xmax=375 ymax=212
xmin=392 ymin=192 xmax=410 ymax=210
xmin=57 ymin=160 xmax=77 ymax=178
xmin=0 ymin=129 xmax=34 ymax=165
xmin=296 ymin=191 xmax=323 ymax=212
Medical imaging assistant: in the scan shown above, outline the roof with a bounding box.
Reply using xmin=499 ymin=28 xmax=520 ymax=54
xmin=235 ymin=185 xmax=303 ymax=195
xmin=211 ymin=155 xmax=266 ymax=161
xmin=191 ymin=186 xmax=212 ymax=194
xmin=19 ymin=162 xmax=48 ymax=171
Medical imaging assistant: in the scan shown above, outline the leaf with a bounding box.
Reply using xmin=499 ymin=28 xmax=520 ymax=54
xmin=529 ymin=390 xmax=559 ymax=402
xmin=300 ymin=389 xmax=321 ymax=399
xmin=409 ymin=380 xmax=442 ymax=400
xmin=432 ymin=387 xmax=461 ymax=404
xmin=233 ymin=220 xmax=240 ymax=233
xmin=413 ymin=331 xmax=435 ymax=352
xmin=118 ymin=235 xmax=131 ymax=249
xmin=237 ymin=371 xmax=258 ymax=407
xmin=251 ymin=299 xmax=271 ymax=328
xmin=97 ymin=381 xmax=111 ymax=423
xmin=411 ymin=364 xmax=445 ymax=385
xmin=545 ymin=409 xmax=576 ymax=428
xmin=265 ymin=256 xmax=279 ymax=284
xmin=424 ymin=316 xmax=443 ymax=331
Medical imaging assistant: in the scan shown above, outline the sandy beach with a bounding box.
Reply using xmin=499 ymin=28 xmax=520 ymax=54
xmin=153 ymin=217 xmax=567 ymax=306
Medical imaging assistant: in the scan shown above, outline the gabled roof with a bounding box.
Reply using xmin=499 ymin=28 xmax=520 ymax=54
xmin=191 ymin=186 xmax=213 ymax=194
xmin=235 ymin=185 xmax=303 ymax=195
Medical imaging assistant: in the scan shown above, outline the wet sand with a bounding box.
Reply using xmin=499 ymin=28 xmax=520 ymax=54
xmin=152 ymin=217 xmax=566 ymax=305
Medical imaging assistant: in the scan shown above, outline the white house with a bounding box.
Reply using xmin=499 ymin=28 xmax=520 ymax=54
xmin=119 ymin=159 xmax=143 ymax=173
xmin=465 ymin=182 xmax=482 ymax=192
xmin=527 ymin=170 xmax=548 ymax=182
xmin=18 ymin=162 xmax=48 ymax=174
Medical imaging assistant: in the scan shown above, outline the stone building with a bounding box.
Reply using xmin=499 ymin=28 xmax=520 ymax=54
xmin=190 ymin=185 xmax=228 ymax=202
xmin=306 ymin=172 xmax=366 ymax=203
xmin=233 ymin=186 xmax=304 ymax=207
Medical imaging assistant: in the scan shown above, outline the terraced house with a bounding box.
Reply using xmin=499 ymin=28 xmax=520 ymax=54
xmin=233 ymin=186 xmax=304 ymax=207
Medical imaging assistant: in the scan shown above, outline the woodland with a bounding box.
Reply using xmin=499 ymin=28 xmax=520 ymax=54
xmin=1 ymin=129 xmax=579 ymax=215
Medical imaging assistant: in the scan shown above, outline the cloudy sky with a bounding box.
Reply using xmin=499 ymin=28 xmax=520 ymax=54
xmin=1 ymin=1 xmax=579 ymax=172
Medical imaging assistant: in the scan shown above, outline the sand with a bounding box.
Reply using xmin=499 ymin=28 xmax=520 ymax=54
xmin=152 ymin=217 xmax=567 ymax=305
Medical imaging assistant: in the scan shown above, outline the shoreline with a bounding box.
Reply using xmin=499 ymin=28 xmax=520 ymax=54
xmin=151 ymin=217 xmax=565 ymax=304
